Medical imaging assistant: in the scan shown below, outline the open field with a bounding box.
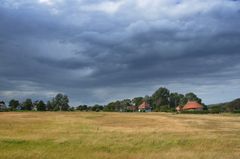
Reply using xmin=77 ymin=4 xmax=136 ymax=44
xmin=0 ymin=112 xmax=240 ymax=159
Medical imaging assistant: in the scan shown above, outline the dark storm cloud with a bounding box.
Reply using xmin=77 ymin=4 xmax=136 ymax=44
xmin=0 ymin=0 xmax=240 ymax=105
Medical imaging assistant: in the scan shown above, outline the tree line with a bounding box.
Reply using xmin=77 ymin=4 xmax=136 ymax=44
xmin=104 ymin=87 xmax=207 ymax=112
xmin=1 ymin=93 xmax=104 ymax=112
xmin=1 ymin=87 xmax=239 ymax=113
xmin=4 ymin=93 xmax=70 ymax=111
xmin=0 ymin=87 xmax=204 ymax=112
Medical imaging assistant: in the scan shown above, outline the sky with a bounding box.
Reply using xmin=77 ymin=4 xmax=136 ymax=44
xmin=0 ymin=0 xmax=240 ymax=106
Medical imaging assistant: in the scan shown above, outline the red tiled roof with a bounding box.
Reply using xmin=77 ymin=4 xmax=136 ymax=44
xmin=183 ymin=101 xmax=203 ymax=110
xmin=138 ymin=101 xmax=150 ymax=110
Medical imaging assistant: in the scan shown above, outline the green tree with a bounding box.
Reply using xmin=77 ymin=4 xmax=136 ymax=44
xmin=105 ymin=102 xmax=114 ymax=111
xmin=179 ymin=96 xmax=188 ymax=106
xmin=152 ymin=87 xmax=170 ymax=109
xmin=52 ymin=93 xmax=70 ymax=111
xmin=46 ymin=101 xmax=54 ymax=111
xmin=36 ymin=100 xmax=46 ymax=111
xmin=144 ymin=95 xmax=152 ymax=106
xmin=132 ymin=97 xmax=143 ymax=106
xmin=169 ymin=93 xmax=184 ymax=108
xmin=23 ymin=99 xmax=33 ymax=111
xmin=77 ymin=105 xmax=88 ymax=111
xmin=69 ymin=107 xmax=75 ymax=111
xmin=0 ymin=101 xmax=7 ymax=111
xmin=185 ymin=92 xmax=202 ymax=103
xmin=9 ymin=99 xmax=20 ymax=110
xmin=114 ymin=101 xmax=121 ymax=111
xmin=120 ymin=99 xmax=132 ymax=111
xmin=105 ymin=101 xmax=121 ymax=112
xmin=91 ymin=104 xmax=103 ymax=112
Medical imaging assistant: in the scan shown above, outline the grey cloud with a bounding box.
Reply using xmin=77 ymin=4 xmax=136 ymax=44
xmin=0 ymin=0 xmax=240 ymax=105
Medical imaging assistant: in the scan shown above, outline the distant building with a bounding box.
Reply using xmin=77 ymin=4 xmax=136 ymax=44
xmin=182 ymin=101 xmax=203 ymax=111
xmin=16 ymin=105 xmax=22 ymax=111
xmin=176 ymin=106 xmax=182 ymax=113
xmin=127 ymin=106 xmax=138 ymax=112
xmin=0 ymin=101 xmax=7 ymax=111
xmin=138 ymin=101 xmax=151 ymax=112
xmin=32 ymin=104 xmax=38 ymax=111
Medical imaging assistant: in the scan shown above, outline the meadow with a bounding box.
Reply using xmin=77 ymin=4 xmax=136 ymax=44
xmin=0 ymin=112 xmax=240 ymax=159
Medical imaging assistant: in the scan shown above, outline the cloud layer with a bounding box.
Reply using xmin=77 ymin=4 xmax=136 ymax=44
xmin=0 ymin=0 xmax=240 ymax=105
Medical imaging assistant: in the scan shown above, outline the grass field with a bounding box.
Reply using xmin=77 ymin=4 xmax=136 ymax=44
xmin=0 ymin=112 xmax=240 ymax=159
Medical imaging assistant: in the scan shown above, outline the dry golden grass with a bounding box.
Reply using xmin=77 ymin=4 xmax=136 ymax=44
xmin=0 ymin=112 xmax=240 ymax=159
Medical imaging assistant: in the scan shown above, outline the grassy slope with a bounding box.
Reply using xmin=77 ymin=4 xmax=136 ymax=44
xmin=208 ymin=98 xmax=240 ymax=109
xmin=0 ymin=112 xmax=240 ymax=159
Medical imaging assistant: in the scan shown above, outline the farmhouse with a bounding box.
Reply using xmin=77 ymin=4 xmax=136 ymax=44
xmin=127 ymin=106 xmax=138 ymax=112
xmin=176 ymin=106 xmax=182 ymax=113
xmin=182 ymin=101 xmax=203 ymax=111
xmin=16 ymin=105 xmax=22 ymax=111
xmin=138 ymin=101 xmax=151 ymax=112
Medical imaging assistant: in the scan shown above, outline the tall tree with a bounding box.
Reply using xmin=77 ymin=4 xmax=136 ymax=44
xmin=9 ymin=99 xmax=20 ymax=110
xmin=152 ymin=87 xmax=170 ymax=109
xmin=46 ymin=101 xmax=53 ymax=111
xmin=179 ymin=96 xmax=188 ymax=106
xmin=169 ymin=93 xmax=184 ymax=108
xmin=105 ymin=101 xmax=121 ymax=112
xmin=105 ymin=102 xmax=115 ymax=111
xmin=77 ymin=105 xmax=88 ymax=111
xmin=185 ymin=92 xmax=202 ymax=103
xmin=23 ymin=99 xmax=33 ymax=110
xmin=144 ymin=95 xmax=152 ymax=105
xmin=132 ymin=97 xmax=143 ymax=106
xmin=36 ymin=100 xmax=46 ymax=111
xmin=0 ymin=101 xmax=7 ymax=111
xmin=53 ymin=93 xmax=69 ymax=111
xmin=91 ymin=104 xmax=103 ymax=112
xmin=120 ymin=99 xmax=132 ymax=111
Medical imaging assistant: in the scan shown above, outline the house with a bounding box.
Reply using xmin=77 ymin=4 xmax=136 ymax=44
xmin=32 ymin=104 xmax=38 ymax=111
xmin=138 ymin=101 xmax=151 ymax=112
xmin=182 ymin=101 xmax=203 ymax=111
xmin=176 ymin=106 xmax=182 ymax=113
xmin=126 ymin=106 xmax=138 ymax=112
xmin=16 ymin=105 xmax=22 ymax=111
xmin=0 ymin=101 xmax=7 ymax=111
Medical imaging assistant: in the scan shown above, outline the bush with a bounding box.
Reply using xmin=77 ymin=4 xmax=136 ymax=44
xmin=68 ymin=107 xmax=75 ymax=111
xmin=159 ymin=105 xmax=171 ymax=112
xmin=181 ymin=110 xmax=209 ymax=114
xmin=209 ymin=106 xmax=223 ymax=114
xmin=153 ymin=108 xmax=160 ymax=112
xmin=233 ymin=110 xmax=240 ymax=113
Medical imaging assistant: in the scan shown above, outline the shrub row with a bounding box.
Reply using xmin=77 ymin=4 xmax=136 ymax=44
xmin=233 ymin=110 xmax=240 ymax=113
xmin=181 ymin=110 xmax=210 ymax=114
